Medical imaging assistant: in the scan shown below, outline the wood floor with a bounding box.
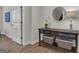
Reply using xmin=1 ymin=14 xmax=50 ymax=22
xmin=0 ymin=35 xmax=72 ymax=53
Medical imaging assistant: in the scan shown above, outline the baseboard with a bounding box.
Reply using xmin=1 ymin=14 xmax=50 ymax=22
xmin=30 ymin=40 xmax=39 ymax=45
xmin=22 ymin=41 xmax=31 ymax=46
xmin=23 ymin=40 xmax=39 ymax=46
xmin=4 ymin=33 xmax=22 ymax=45
xmin=5 ymin=34 xmax=13 ymax=39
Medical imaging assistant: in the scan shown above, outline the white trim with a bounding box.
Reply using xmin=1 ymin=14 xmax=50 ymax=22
xmin=22 ymin=40 xmax=39 ymax=46
xmin=4 ymin=33 xmax=22 ymax=45
xmin=5 ymin=33 xmax=12 ymax=39
xmin=30 ymin=40 xmax=39 ymax=45
xmin=23 ymin=41 xmax=30 ymax=46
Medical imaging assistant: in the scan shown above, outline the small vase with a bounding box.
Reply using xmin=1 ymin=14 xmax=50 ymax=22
xmin=70 ymin=24 xmax=73 ymax=31
xmin=45 ymin=24 xmax=48 ymax=29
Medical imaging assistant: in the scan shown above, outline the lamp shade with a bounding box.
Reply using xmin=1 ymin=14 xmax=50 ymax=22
xmin=67 ymin=8 xmax=77 ymax=19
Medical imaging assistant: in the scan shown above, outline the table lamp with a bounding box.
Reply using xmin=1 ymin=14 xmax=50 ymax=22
xmin=67 ymin=8 xmax=77 ymax=31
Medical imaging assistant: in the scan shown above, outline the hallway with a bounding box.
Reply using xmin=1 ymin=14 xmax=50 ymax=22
xmin=0 ymin=6 xmax=79 ymax=53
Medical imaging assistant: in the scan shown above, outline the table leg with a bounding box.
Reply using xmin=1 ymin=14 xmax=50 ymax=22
xmin=75 ymin=35 xmax=78 ymax=53
xmin=39 ymin=30 xmax=41 ymax=46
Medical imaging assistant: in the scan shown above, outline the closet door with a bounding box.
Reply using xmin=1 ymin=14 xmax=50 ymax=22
xmin=11 ymin=7 xmax=21 ymax=44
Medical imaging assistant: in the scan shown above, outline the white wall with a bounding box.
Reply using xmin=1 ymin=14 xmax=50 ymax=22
xmin=22 ymin=6 xmax=31 ymax=45
xmin=3 ymin=6 xmax=31 ymax=45
xmin=0 ymin=7 xmax=3 ymax=33
xmin=22 ymin=6 xmax=42 ymax=45
xmin=3 ymin=6 xmax=13 ymax=38
xmin=3 ymin=6 xmax=21 ymax=44
xmin=2 ymin=6 xmax=42 ymax=45
xmin=31 ymin=6 xmax=41 ymax=44
xmin=41 ymin=6 xmax=79 ymax=30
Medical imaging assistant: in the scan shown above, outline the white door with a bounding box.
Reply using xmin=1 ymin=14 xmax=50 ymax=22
xmin=11 ymin=7 xmax=21 ymax=44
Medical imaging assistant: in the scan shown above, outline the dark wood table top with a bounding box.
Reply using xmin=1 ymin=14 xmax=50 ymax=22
xmin=39 ymin=28 xmax=79 ymax=35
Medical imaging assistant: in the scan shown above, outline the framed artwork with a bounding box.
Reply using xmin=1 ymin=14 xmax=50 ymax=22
xmin=5 ymin=12 xmax=10 ymax=22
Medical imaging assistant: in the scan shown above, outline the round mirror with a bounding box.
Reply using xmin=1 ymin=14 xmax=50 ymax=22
xmin=53 ymin=7 xmax=66 ymax=21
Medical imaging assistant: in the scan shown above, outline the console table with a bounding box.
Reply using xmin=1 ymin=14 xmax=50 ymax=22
xmin=38 ymin=28 xmax=79 ymax=52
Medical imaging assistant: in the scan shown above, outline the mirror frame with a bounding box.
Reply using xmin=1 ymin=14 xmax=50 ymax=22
xmin=52 ymin=7 xmax=66 ymax=21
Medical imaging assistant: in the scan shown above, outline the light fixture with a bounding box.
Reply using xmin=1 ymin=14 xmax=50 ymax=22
xmin=67 ymin=8 xmax=77 ymax=19
xmin=67 ymin=8 xmax=78 ymax=31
